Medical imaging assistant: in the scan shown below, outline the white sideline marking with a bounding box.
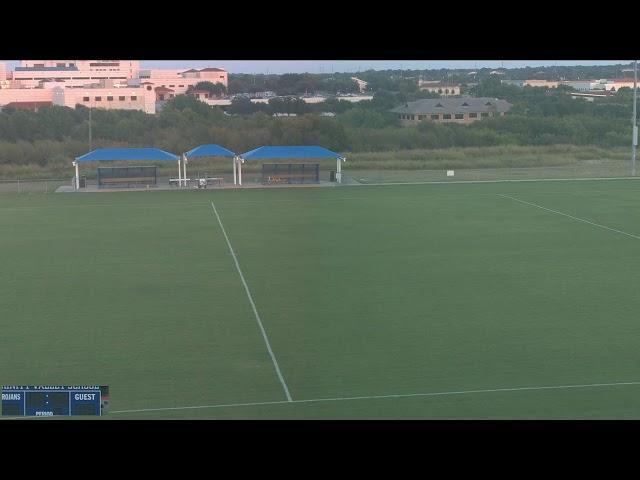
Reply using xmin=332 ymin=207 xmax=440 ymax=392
xmin=498 ymin=194 xmax=640 ymax=240
xmin=350 ymin=176 xmax=640 ymax=187
xmin=107 ymin=380 xmax=640 ymax=415
xmin=210 ymin=201 xmax=293 ymax=402
xmin=0 ymin=202 xmax=209 ymax=212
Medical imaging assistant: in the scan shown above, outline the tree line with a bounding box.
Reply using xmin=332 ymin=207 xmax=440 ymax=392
xmin=0 ymin=85 xmax=636 ymax=172
xmin=228 ymin=73 xmax=361 ymax=96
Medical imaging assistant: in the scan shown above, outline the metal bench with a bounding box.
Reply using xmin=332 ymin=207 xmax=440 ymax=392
xmin=99 ymin=177 xmax=157 ymax=188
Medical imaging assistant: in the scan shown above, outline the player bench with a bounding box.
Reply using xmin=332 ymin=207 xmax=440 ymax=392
xmin=97 ymin=166 xmax=158 ymax=189
xmin=99 ymin=177 xmax=157 ymax=188
xmin=263 ymin=174 xmax=319 ymax=184
xmin=261 ymin=163 xmax=320 ymax=184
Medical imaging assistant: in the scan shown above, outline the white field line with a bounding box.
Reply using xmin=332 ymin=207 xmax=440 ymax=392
xmin=4 ymin=176 xmax=638 ymax=212
xmin=210 ymin=201 xmax=293 ymax=402
xmin=348 ymin=176 xmax=640 ymax=187
xmin=0 ymin=202 xmax=210 ymax=211
xmin=498 ymin=194 xmax=640 ymax=240
xmin=105 ymin=380 xmax=640 ymax=415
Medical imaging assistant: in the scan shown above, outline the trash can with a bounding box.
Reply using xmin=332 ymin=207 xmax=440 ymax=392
xmin=79 ymin=176 xmax=86 ymax=188
xmin=329 ymin=170 xmax=336 ymax=182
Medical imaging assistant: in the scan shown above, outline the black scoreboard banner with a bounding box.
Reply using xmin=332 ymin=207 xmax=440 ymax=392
xmin=2 ymin=386 xmax=109 ymax=417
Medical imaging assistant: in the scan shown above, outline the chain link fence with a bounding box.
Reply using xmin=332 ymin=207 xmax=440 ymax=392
xmin=3 ymin=159 xmax=637 ymax=192
xmin=0 ymin=178 xmax=72 ymax=194
xmin=345 ymin=159 xmax=639 ymax=184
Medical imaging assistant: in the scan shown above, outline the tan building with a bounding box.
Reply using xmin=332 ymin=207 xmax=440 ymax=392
xmin=418 ymin=80 xmax=460 ymax=96
xmin=0 ymin=61 xmax=228 ymax=114
xmin=3 ymin=101 xmax=53 ymax=112
xmin=525 ymin=79 xmax=558 ymax=88
xmin=141 ymin=67 xmax=228 ymax=100
xmin=391 ymin=97 xmax=512 ymax=125
xmin=351 ymin=77 xmax=368 ymax=92
xmin=188 ymin=89 xmax=213 ymax=100
xmin=604 ymin=78 xmax=638 ymax=92
xmin=13 ymin=60 xmax=141 ymax=89
xmin=0 ymin=87 xmax=56 ymax=106
xmin=53 ymin=86 xmax=156 ymax=114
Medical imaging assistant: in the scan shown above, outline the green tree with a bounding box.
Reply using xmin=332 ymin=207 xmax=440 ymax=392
xmin=228 ymin=97 xmax=256 ymax=115
xmin=191 ymin=81 xmax=227 ymax=97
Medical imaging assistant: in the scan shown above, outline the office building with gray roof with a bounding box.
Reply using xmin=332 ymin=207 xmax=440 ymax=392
xmin=390 ymin=97 xmax=512 ymax=125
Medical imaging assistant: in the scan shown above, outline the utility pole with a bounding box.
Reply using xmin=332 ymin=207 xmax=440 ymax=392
xmin=632 ymin=60 xmax=637 ymax=176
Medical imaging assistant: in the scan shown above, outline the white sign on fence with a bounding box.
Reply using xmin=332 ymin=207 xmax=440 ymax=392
xmin=446 ymin=170 xmax=455 ymax=177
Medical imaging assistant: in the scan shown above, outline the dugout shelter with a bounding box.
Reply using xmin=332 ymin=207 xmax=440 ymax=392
xmin=181 ymin=144 xmax=237 ymax=187
xmin=73 ymin=148 xmax=180 ymax=190
xmin=237 ymin=146 xmax=346 ymax=185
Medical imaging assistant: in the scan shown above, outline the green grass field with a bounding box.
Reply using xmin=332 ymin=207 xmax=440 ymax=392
xmin=2 ymin=178 xmax=640 ymax=419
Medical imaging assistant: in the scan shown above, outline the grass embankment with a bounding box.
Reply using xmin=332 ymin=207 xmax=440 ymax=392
xmin=0 ymin=145 xmax=629 ymax=180
xmin=344 ymin=145 xmax=629 ymax=170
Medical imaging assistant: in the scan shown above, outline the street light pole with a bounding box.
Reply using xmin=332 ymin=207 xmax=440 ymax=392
xmin=632 ymin=60 xmax=638 ymax=176
xmin=89 ymin=106 xmax=93 ymax=151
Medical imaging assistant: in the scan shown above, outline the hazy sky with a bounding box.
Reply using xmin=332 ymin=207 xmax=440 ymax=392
xmin=1 ymin=60 xmax=630 ymax=74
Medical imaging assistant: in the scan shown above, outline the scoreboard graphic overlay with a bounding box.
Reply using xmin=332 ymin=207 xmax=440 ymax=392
xmin=2 ymin=386 xmax=110 ymax=417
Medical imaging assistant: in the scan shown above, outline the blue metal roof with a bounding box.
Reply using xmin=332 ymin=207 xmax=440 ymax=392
xmin=185 ymin=144 xmax=236 ymax=158
xmin=75 ymin=148 xmax=180 ymax=162
xmin=240 ymin=146 xmax=344 ymax=161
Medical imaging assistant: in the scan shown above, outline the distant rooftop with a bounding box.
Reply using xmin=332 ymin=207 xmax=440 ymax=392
xmin=390 ymin=97 xmax=512 ymax=115
xmin=15 ymin=66 xmax=79 ymax=71
xmin=182 ymin=67 xmax=226 ymax=73
xmin=419 ymin=81 xmax=461 ymax=87
xmin=3 ymin=101 xmax=53 ymax=110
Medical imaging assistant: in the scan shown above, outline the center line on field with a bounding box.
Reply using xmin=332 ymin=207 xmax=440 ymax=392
xmin=210 ymin=200 xmax=293 ymax=402
xmin=105 ymin=380 xmax=640 ymax=415
xmin=497 ymin=194 xmax=640 ymax=240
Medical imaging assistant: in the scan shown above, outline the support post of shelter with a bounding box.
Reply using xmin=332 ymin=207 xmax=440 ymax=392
xmin=178 ymin=155 xmax=183 ymax=187
xmin=336 ymin=157 xmax=343 ymax=184
xmin=238 ymin=158 xmax=243 ymax=186
xmin=233 ymin=156 xmax=237 ymax=185
xmin=183 ymin=156 xmax=188 ymax=187
xmin=73 ymin=161 xmax=79 ymax=190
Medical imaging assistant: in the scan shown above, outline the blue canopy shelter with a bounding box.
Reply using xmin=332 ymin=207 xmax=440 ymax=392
xmin=183 ymin=144 xmax=237 ymax=187
xmin=237 ymin=146 xmax=346 ymax=185
xmin=73 ymin=148 xmax=180 ymax=190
